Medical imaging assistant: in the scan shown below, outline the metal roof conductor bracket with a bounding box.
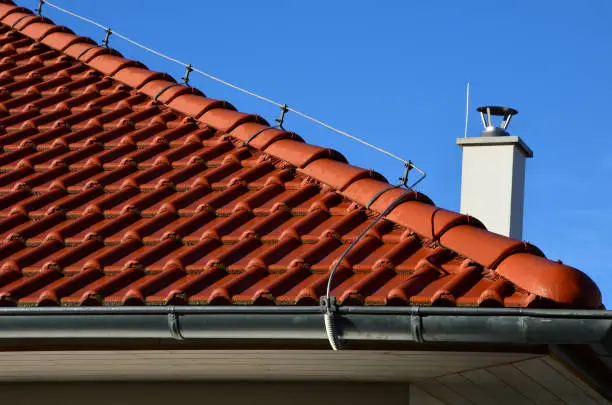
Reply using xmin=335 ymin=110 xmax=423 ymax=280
xmin=102 ymin=27 xmax=112 ymax=48
xmin=406 ymin=162 xmax=427 ymax=190
xmin=364 ymin=161 xmax=426 ymax=209
xmin=275 ymin=104 xmax=289 ymax=130
xmin=181 ymin=64 xmax=193 ymax=86
xmin=36 ymin=0 xmax=45 ymax=16
xmin=399 ymin=161 xmax=413 ymax=188
xmin=244 ymin=103 xmax=289 ymax=146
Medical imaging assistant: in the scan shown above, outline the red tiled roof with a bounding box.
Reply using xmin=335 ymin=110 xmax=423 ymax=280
xmin=0 ymin=2 xmax=601 ymax=308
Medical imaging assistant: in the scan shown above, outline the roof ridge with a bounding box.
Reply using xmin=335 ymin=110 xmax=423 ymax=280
xmin=0 ymin=0 xmax=601 ymax=308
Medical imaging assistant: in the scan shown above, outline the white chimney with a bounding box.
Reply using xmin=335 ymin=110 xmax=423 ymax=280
xmin=456 ymin=106 xmax=533 ymax=240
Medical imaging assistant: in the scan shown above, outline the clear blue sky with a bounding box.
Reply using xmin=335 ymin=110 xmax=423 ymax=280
xmin=19 ymin=0 xmax=612 ymax=306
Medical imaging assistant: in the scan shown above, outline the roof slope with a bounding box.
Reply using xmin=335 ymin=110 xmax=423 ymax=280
xmin=0 ymin=2 xmax=601 ymax=308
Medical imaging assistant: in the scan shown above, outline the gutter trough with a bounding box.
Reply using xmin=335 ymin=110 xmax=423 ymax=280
xmin=0 ymin=306 xmax=610 ymax=345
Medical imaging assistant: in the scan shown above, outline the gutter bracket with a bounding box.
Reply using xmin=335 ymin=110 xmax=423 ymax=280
xmin=167 ymin=307 xmax=184 ymax=340
xmin=411 ymin=308 xmax=424 ymax=343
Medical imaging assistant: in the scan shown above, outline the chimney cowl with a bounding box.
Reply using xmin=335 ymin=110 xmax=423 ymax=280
xmin=477 ymin=105 xmax=518 ymax=137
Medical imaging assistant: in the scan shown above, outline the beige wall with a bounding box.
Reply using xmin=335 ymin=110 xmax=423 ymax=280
xmin=0 ymin=381 xmax=411 ymax=405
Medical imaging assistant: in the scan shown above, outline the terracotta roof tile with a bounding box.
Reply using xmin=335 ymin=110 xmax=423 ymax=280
xmin=0 ymin=1 xmax=602 ymax=309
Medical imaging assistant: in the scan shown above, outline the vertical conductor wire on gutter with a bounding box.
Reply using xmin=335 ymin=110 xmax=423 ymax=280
xmin=323 ymin=186 xmax=413 ymax=350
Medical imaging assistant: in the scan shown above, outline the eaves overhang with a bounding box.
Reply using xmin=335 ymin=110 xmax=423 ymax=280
xmin=0 ymin=305 xmax=611 ymax=400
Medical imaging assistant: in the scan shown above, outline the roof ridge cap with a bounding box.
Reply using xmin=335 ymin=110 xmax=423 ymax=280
xmin=1 ymin=1 xmax=601 ymax=308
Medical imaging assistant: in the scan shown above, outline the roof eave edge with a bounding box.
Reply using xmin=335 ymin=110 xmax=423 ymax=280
xmin=0 ymin=305 xmax=610 ymax=344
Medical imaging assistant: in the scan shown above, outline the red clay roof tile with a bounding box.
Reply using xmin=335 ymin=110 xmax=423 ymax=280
xmin=0 ymin=1 xmax=602 ymax=309
xmin=230 ymin=123 xmax=300 ymax=150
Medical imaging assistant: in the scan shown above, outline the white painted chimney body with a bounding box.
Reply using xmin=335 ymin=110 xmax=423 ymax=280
xmin=456 ymin=107 xmax=533 ymax=240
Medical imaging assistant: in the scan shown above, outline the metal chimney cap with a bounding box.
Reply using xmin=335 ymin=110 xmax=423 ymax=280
xmin=476 ymin=106 xmax=518 ymax=116
xmin=477 ymin=105 xmax=518 ymax=136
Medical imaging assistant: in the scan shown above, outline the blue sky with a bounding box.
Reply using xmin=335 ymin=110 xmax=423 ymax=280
xmin=19 ymin=1 xmax=612 ymax=306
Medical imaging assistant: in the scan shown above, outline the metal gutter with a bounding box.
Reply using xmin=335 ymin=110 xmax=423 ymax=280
xmin=0 ymin=305 xmax=610 ymax=399
xmin=0 ymin=305 xmax=610 ymax=344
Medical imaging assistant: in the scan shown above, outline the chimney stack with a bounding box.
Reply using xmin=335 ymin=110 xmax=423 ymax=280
xmin=456 ymin=106 xmax=533 ymax=240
